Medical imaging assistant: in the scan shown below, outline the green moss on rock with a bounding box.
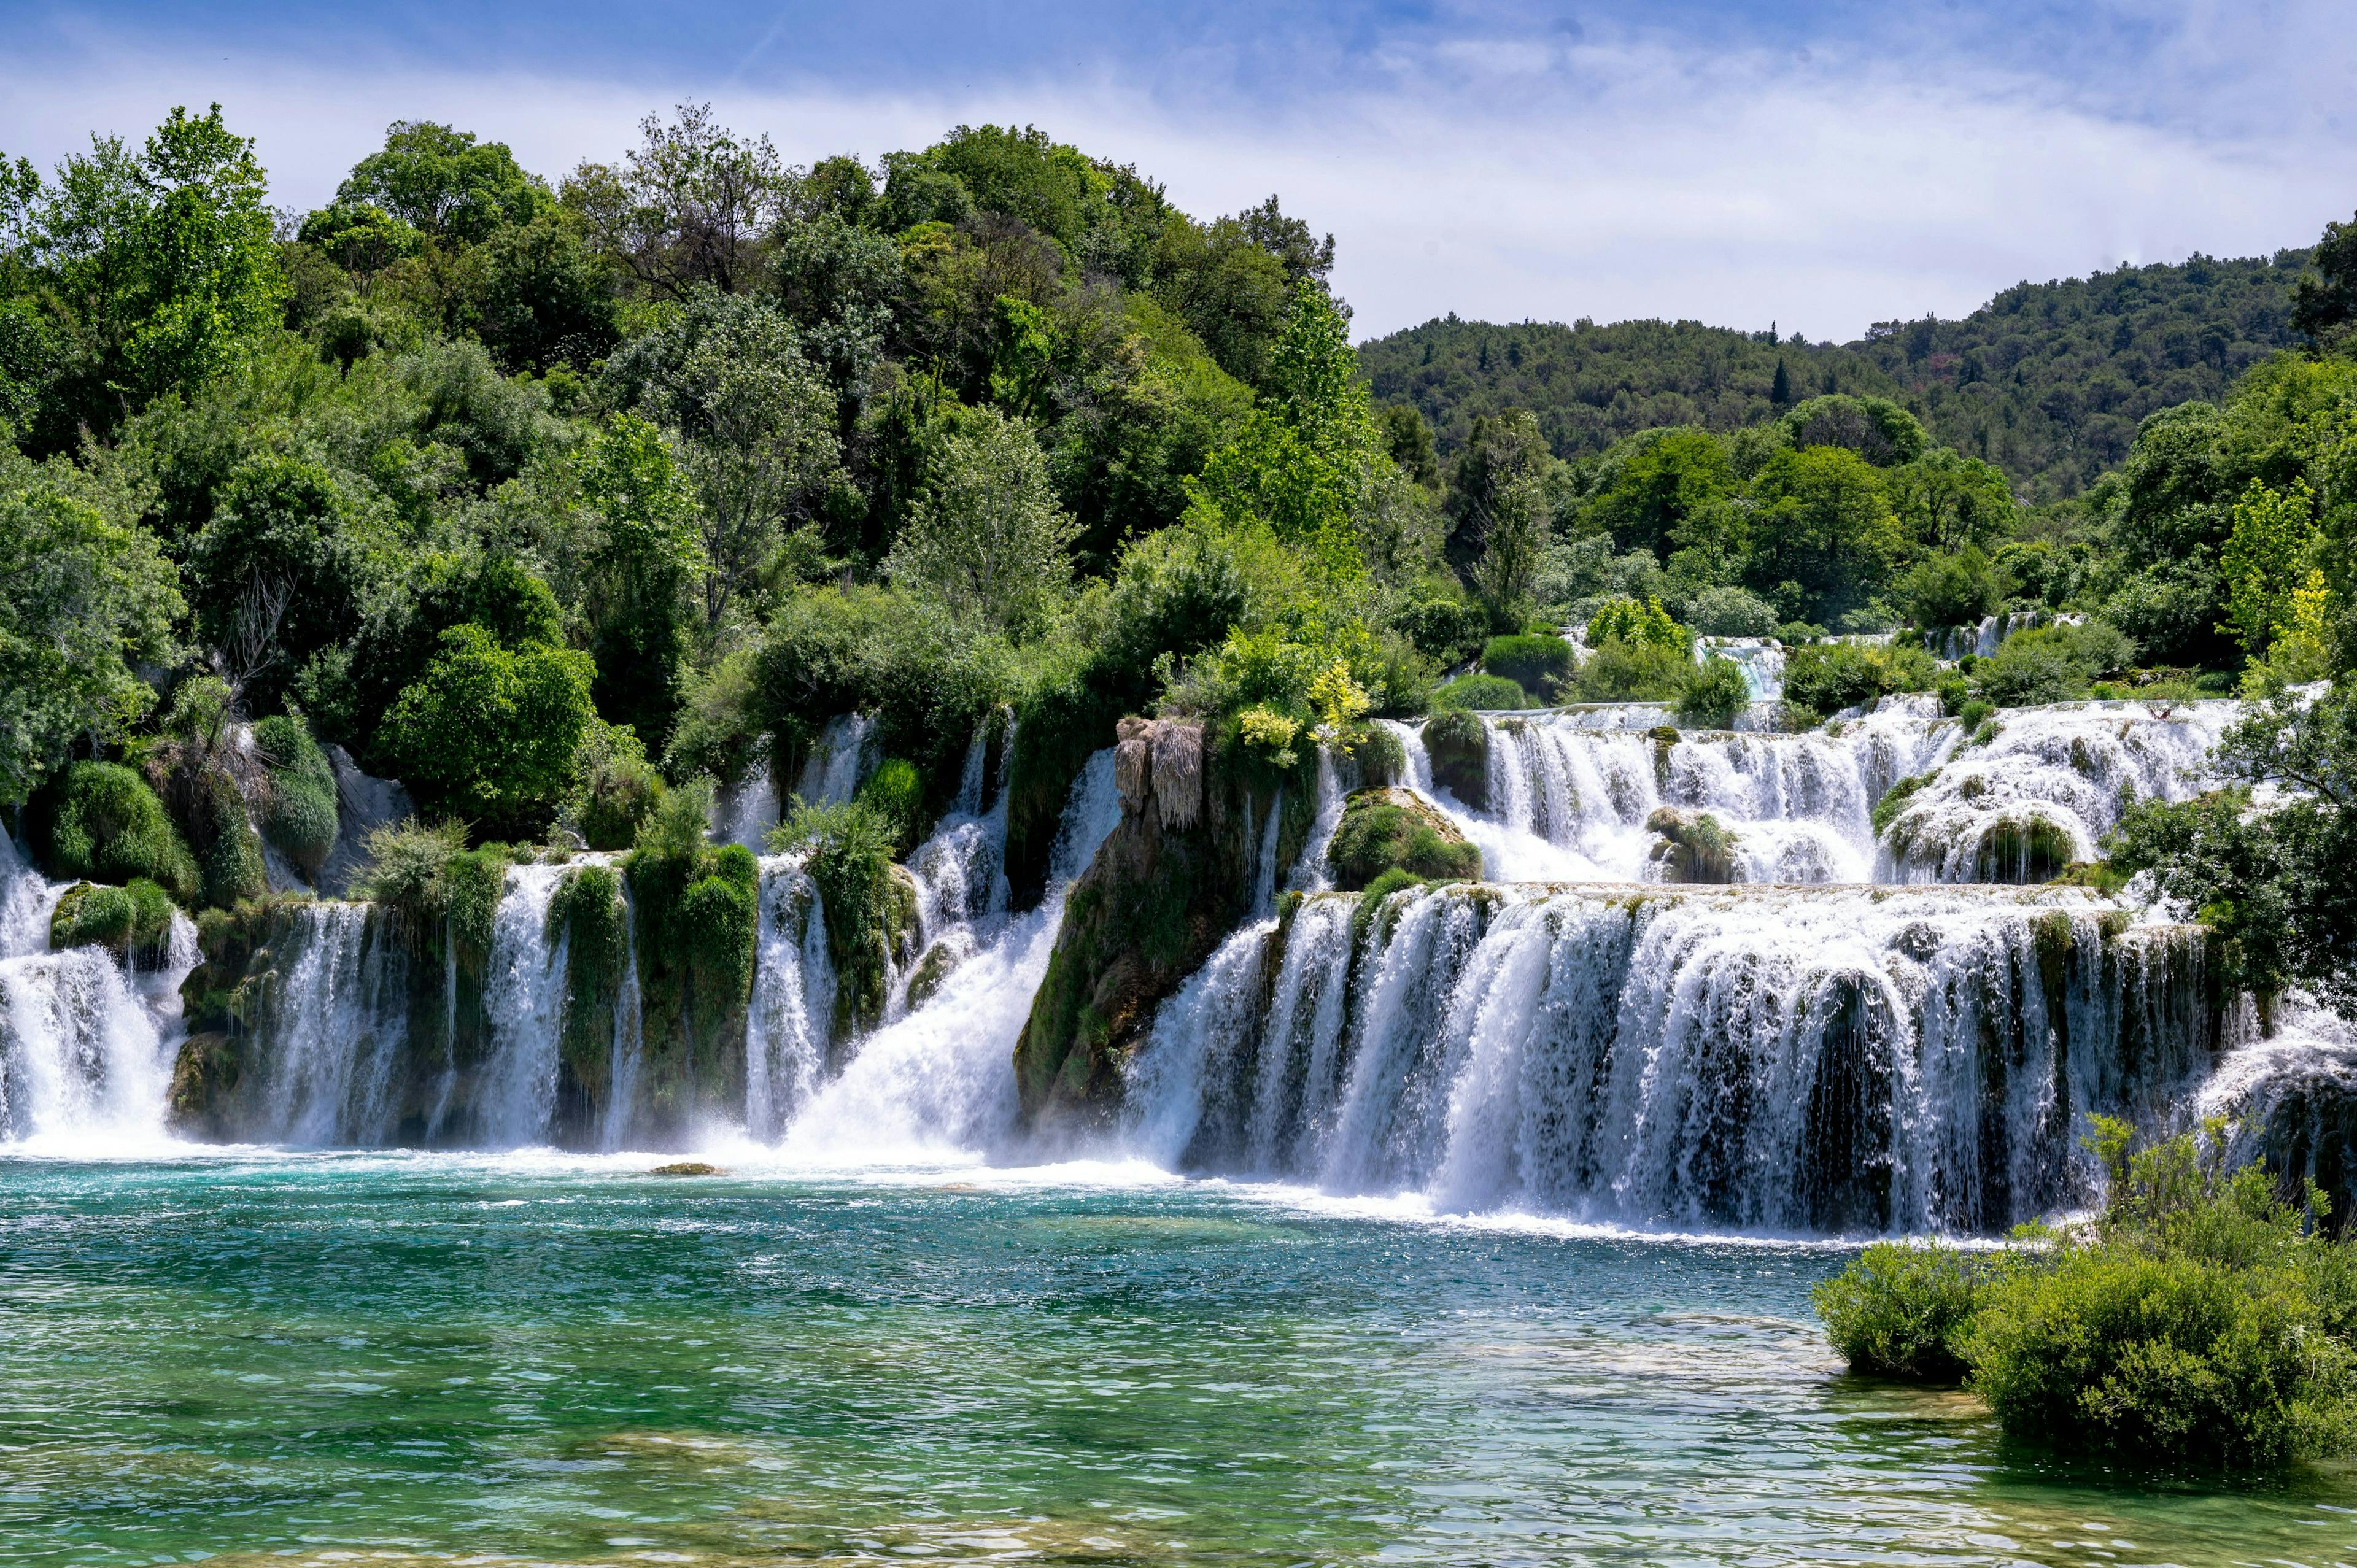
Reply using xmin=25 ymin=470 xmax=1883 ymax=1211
xmin=255 ymin=714 xmax=339 ymax=881
xmin=49 ymin=878 xmax=177 ymax=961
xmin=1327 ymin=788 xmax=1480 ymax=891
xmin=1423 ymin=709 xmax=1487 ymax=805
xmin=1646 ymin=808 xmax=1740 ymax=884
xmin=32 ymin=762 xmax=199 ymax=904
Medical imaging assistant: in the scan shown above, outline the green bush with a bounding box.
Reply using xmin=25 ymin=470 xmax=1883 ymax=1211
xmin=1814 ymin=1243 xmax=1987 ymax=1381
xmin=1393 ymin=593 xmax=1486 ymax=666
xmin=1782 ymin=641 xmax=1937 ymax=721
xmin=254 ymin=714 xmax=339 ymax=881
xmin=1573 ymin=637 xmax=1690 ymax=702
xmin=1972 ymin=622 xmax=2140 ymax=708
xmin=770 ymin=795 xmax=903 ymax=1034
xmin=856 ymin=757 xmax=927 ymax=853
xmin=1899 ymin=545 xmax=2001 ymax=630
xmin=1585 ymin=595 xmax=1686 ymax=652
xmin=187 ymin=763 xmax=268 ymax=912
xmin=1423 ymin=709 xmax=1488 ymax=803
xmin=1481 ymin=635 xmax=1574 ymax=701
xmin=1431 ymin=673 xmax=1527 ymax=711
xmin=1673 ymin=657 xmax=1751 ymax=728
xmin=563 ymin=719 xmax=665 ymax=852
xmin=1684 ymin=585 xmax=1779 ymax=638
xmin=1354 ymin=723 xmax=1407 ymax=788
xmin=381 ymin=623 xmax=596 ymax=840
xmin=34 ymin=762 xmax=198 ymax=904
xmin=1870 ymin=774 xmax=1931 ymax=836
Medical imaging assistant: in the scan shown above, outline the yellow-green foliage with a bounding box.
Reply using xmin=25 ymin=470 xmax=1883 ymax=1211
xmin=254 ymin=714 xmax=338 ymax=880
xmin=856 ymin=757 xmax=927 ymax=854
xmin=1431 ymin=673 xmax=1528 ymax=710
xmin=1585 ymin=595 xmax=1686 ymax=652
xmin=35 ymin=761 xmax=199 ymax=904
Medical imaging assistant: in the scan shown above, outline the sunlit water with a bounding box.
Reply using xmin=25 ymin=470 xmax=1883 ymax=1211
xmin=4 ymin=1153 xmax=2352 ymax=1567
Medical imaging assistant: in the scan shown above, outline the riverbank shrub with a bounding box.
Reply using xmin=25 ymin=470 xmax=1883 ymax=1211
xmin=1326 ymin=788 xmax=1480 ymax=890
xmin=49 ymin=878 xmax=176 ymax=960
xmin=1971 ymin=622 xmax=2138 ymax=708
xmin=1573 ymin=637 xmax=1689 ymax=702
xmin=856 ymin=757 xmax=927 ymax=853
xmin=33 ymin=761 xmax=199 ymax=903
xmin=1814 ymin=1243 xmax=1987 ymax=1381
xmin=1423 ymin=709 xmax=1487 ymax=803
xmin=1431 ymin=673 xmax=1527 ymax=710
xmin=1673 ymin=656 xmax=1751 ymax=728
xmin=1815 ymin=1120 xmax=2357 ymax=1469
xmin=1481 ymin=634 xmax=1573 ymax=701
xmin=563 ymin=719 xmax=665 ymax=851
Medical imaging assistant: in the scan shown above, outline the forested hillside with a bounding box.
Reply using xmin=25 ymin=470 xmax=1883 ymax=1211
xmin=1361 ymin=250 xmax=2313 ymax=500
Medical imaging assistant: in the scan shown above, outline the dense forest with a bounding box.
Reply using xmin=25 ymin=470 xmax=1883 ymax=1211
xmin=1362 ymin=250 xmax=2313 ymax=501
xmin=2 ymin=100 xmax=2354 ymax=1014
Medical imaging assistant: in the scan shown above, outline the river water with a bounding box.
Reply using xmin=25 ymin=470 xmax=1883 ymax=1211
xmin=4 ymin=1150 xmax=2351 ymax=1567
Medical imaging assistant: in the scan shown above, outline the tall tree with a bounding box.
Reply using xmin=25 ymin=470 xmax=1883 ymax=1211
xmin=565 ymin=104 xmax=788 ymax=299
xmin=886 ymin=406 xmax=1078 ymax=639
xmin=334 ymin=121 xmax=548 ymax=243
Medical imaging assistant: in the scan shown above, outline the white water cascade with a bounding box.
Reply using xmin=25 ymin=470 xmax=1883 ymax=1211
xmin=475 ymin=863 xmax=570 ymax=1147
xmin=1398 ymin=698 xmax=2233 ymax=887
xmin=246 ymin=902 xmax=411 ymax=1146
xmin=776 ymin=748 xmax=1122 ymax=1164
xmin=743 ymin=857 xmax=834 ymax=1140
xmin=0 ymin=832 xmax=202 ymax=1152
xmin=1127 ymin=881 xmax=2224 ymax=1234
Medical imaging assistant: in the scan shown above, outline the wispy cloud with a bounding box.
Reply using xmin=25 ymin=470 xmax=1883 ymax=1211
xmin=2 ymin=2 xmax=2349 ymax=340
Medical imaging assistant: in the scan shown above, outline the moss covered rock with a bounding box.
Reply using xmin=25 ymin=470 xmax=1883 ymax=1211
xmin=255 ymin=715 xmax=339 ymax=882
xmin=1016 ymin=719 xmax=1309 ymax=1132
xmin=1326 ymin=789 xmax=1480 ymax=891
xmin=49 ymin=878 xmax=176 ymax=960
xmin=1646 ymin=808 xmax=1740 ymax=884
xmin=32 ymin=762 xmax=199 ymax=904
xmin=1423 ymin=709 xmax=1487 ymax=805
xmin=1354 ymin=724 xmax=1407 ymax=789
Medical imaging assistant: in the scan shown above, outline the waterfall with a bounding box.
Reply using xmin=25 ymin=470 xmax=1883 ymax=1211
xmin=778 ymin=748 xmax=1121 ymax=1163
xmin=601 ymin=884 xmax=644 ymax=1151
xmin=1881 ymin=700 xmax=2232 ymax=882
xmin=248 ymin=902 xmax=410 ymax=1146
xmin=1694 ymin=637 xmax=1786 ymax=702
xmin=1249 ymin=787 xmax=1285 ymax=913
xmin=1124 ymin=882 xmax=2227 ymax=1235
xmin=0 ymin=828 xmax=65 ymax=960
xmin=900 ymin=719 xmax=1018 ymax=991
xmin=714 ymin=761 xmax=781 ymax=851
xmin=0 ymin=898 xmax=199 ymax=1153
xmin=475 ymin=863 xmax=570 ymax=1147
xmin=1286 ymin=746 xmax=1353 ymax=894
xmin=743 ymin=856 xmax=830 ymax=1141
xmin=796 ymin=713 xmax=877 ymax=806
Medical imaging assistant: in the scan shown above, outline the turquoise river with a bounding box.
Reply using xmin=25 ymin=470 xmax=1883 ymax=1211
xmin=4 ymin=1151 xmax=2353 ymax=1567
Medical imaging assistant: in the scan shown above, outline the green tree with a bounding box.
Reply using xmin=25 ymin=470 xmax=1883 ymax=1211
xmin=886 ymin=406 xmax=1078 ymax=639
xmin=184 ymin=452 xmax=380 ymax=708
xmin=1444 ymin=407 xmax=1555 ymax=568
xmin=4 ymin=105 xmax=284 ymax=438
xmin=606 ymin=290 xmax=848 ymax=639
xmin=575 ymin=413 xmax=699 ymax=746
xmin=381 ymin=623 xmax=595 ymax=836
xmin=2220 ymin=477 xmax=2320 ymax=660
xmin=2293 ymin=209 xmax=2357 ymax=350
xmin=1744 ymin=444 xmax=1906 ymax=621
xmin=1886 ymin=447 xmax=2017 ymax=552
xmin=564 ymin=104 xmax=787 ymax=299
xmin=1584 ymin=426 xmax=1735 ymax=560
xmin=336 ymin=120 xmax=548 ymax=243
xmin=476 ymin=211 xmax=617 ymax=372
xmin=0 ymin=455 xmax=183 ymax=805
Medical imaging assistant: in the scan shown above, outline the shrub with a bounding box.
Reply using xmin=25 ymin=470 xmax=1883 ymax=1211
xmin=1898 ymin=546 xmax=2001 ymax=631
xmin=1585 ymin=594 xmax=1686 ymax=653
xmin=351 ymin=818 xmax=468 ymax=918
xmin=770 ymin=795 xmax=902 ymax=1032
xmin=563 ymin=719 xmax=666 ymax=852
xmin=1431 ymin=673 xmax=1528 ymax=711
xmin=1573 ymin=638 xmax=1689 ymax=702
xmin=1684 ymin=585 xmax=1779 ymax=638
xmin=1423 ymin=708 xmax=1488 ymax=804
xmin=1393 ymin=593 xmax=1485 ymax=666
xmin=1973 ymin=622 xmax=2140 ymax=708
xmin=254 ymin=714 xmax=338 ymax=881
xmin=1782 ymin=641 xmax=1937 ymax=721
xmin=856 ymin=757 xmax=927 ymax=853
xmin=1814 ymin=1242 xmax=1987 ymax=1382
xmin=1673 ymin=657 xmax=1751 ymax=728
xmin=1355 ymin=722 xmax=1407 ymax=788
xmin=1871 ymin=774 xmax=1931 ymax=836
xmin=1481 ymin=635 xmax=1574 ymax=702
xmin=380 ymin=624 xmax=596 ymax=839
xmin=34 ymin=761 xmax=198 ymax=903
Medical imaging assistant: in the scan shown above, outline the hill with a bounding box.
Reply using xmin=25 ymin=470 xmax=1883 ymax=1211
xmin=1359 ymin=250 xmax=2313 ymax=500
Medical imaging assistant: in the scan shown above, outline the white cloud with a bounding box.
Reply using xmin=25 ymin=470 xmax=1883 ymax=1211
xmin=2 ymin=25 xmax=2348 ymax=342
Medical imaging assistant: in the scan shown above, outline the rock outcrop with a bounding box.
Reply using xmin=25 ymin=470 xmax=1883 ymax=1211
xmin=1326 ymin=789 xmax=1480 ymax=891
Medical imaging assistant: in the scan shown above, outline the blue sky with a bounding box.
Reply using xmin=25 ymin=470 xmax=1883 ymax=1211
xmin=4 ymin=1 xmax=2351 ymax=340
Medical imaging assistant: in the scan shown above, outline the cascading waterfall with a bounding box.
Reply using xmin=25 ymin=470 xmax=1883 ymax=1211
xmin=247 ymin=902 xmax=410 ymax=1146
xmin=777 ymin=749 xmax=1122 ymax=1162
xmin=601 ymin=884 xmax=645 ymax=1151
xmin=1394 ymin=698 xmax=2229 ymax=887
xmin=1285 ymin=747 xmax=1353 ymax=894
xmin=743 ymin=857 xmax=832 ymax=1141
xmin=797 ymin=713 xmax=877 ymax=806
xmin=474 ymin=864 xmax=570 ymax=1148
xmin=0 ymin=828 xmax=65 ymax=960
xmin=897 ymin=719 xmax=1018 ymax=1009
xmin=714 ymin=762 xmax=781 ymax=851
xmin=1126 ymin=881 xmax=2224 ymax=1234
xmin=1693 ymin=637 xmax=1786 ymax=701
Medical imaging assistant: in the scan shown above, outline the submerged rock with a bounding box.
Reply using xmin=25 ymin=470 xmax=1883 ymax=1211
xmin=1326 ymin=789 xmax=1480 ymax=891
